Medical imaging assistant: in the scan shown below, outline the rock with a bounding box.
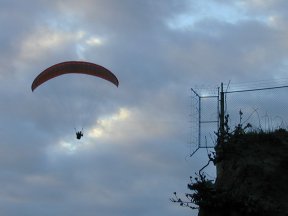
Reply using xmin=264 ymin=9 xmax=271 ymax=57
xmin=200 ymin=130 xmax=288 ymax=216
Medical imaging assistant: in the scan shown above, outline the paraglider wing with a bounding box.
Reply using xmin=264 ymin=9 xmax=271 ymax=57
xmin=31 ymin=61 xmax=119 ymax=91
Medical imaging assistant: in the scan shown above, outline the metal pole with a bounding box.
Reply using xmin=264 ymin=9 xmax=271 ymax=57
xmin=216 ymin=83 xmax=225 ymax=179
xmin=198 ymin=96 xmax=201 ymax=148
xmin=219 ymin=82 xmax=225 ymax=144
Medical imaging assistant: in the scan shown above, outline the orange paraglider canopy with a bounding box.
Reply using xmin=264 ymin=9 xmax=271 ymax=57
xmin=31 ymin=61 xmax=119 ymax=91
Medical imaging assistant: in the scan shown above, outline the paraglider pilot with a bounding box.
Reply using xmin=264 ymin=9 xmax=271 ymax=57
xmin=76 ymin=131 xmax=83 ymax=139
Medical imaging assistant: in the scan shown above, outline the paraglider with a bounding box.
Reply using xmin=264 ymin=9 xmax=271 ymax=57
xmin=31 ymin=61 xmax=119 ymax=91
xmin=76 ymin=130 xmax=84 ymax=140
xmin=31 ymin=61 xmax=119 ymax=140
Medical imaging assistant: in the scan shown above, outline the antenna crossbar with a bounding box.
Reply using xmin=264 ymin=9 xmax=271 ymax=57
xmin=226 ymin=85 xmax=288 ymax=93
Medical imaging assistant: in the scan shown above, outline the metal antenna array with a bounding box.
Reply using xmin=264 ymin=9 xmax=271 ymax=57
xmin=189 ymin=81 xmax=288 ymax=158
xmin=189 ymin=86 xmax=220 ymax=157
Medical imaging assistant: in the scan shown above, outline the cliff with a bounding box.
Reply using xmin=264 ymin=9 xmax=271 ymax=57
xmin=199 ymin=129 xmax=288 ymax=216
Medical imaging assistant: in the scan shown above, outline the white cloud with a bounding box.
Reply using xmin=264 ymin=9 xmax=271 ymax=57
xmin=76 ymin=35 xmax=106 ymax=59
xmin=88 ymin=107 xmax=130 ymax=139
xmin=86 ymin=36 xmax=104 ymax=46
xmin=24 ymin=174 xmax=60 ymax=186
xmin=18 ymin=20 xmax=106 ymax=61
xmin=87 ymin=105 xmax=179 ymax=145
xmin=238 ymin=0 xmax=276 ymax=9
xmin=19 ymin=27 xmax=75 ymax=60
xmin=166 ymin=0 xmax=248 ymax=30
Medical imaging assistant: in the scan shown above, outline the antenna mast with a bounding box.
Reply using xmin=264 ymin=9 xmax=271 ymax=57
xmin=189 ymin=86 xmax=219 ymax=157
xmin=219 ymin=82 xmax=225 ymax=145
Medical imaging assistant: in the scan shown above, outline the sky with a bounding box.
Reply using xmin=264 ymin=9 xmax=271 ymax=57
xmin=1 ymin=0 xmax=288 ymax=215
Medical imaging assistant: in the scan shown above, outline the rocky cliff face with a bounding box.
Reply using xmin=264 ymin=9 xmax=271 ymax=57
xmin=199 ymin=129 xmax=288 ymax=216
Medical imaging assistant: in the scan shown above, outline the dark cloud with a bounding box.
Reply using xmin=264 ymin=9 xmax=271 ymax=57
xmin=1 ymin=1 xmax=288 ymax=216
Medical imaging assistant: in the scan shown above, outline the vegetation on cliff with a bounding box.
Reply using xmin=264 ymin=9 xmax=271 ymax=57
xmin=172 ymin=113 xmax=288 ymax=216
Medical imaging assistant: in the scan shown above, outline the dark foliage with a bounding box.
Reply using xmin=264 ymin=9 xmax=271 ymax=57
xmin=172 ymin=111 xmax=288 ymax=215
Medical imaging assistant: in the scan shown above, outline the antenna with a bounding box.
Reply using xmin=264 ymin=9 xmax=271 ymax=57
xmin=189 ymin=81 xmax=288 ymax=158
xmin=219 ymin=83 xmax=225 ymax=146
xmin=189 ymin=86 xmax=219 ymax=157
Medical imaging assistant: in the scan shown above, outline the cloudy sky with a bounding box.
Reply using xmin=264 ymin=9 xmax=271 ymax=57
xmin=1 ymin=0 xmax=288 ymax=215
